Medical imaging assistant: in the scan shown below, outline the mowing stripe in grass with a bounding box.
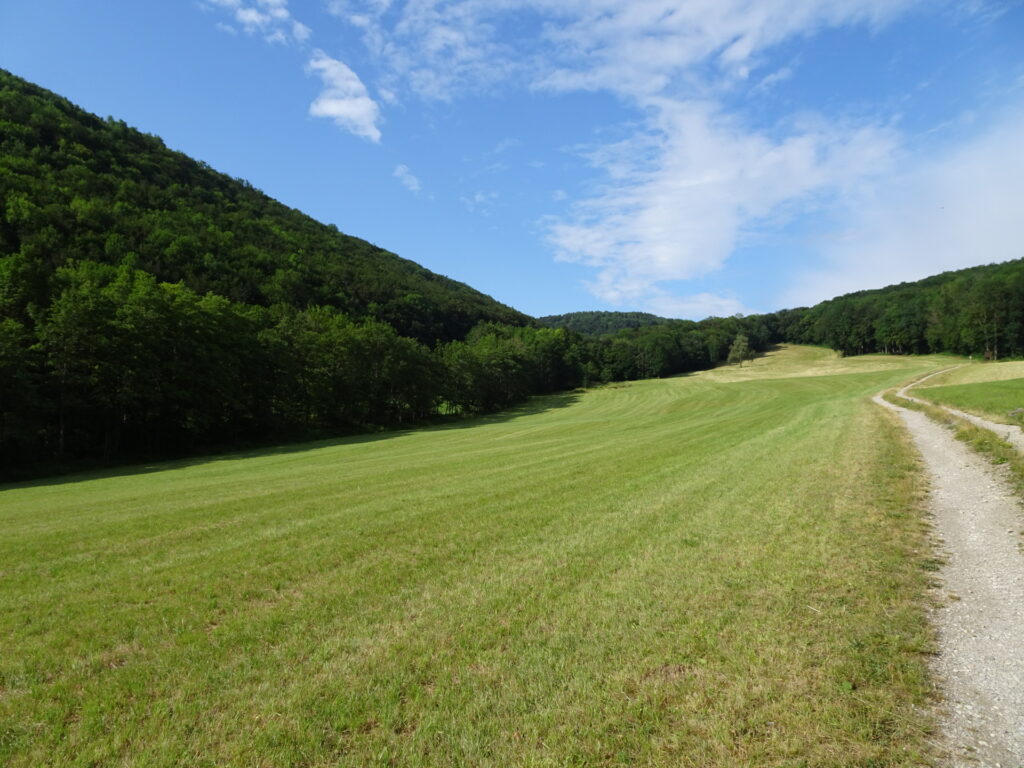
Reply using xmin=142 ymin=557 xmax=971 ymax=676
xmin=1 ymin=346 xmax=951 ymax=767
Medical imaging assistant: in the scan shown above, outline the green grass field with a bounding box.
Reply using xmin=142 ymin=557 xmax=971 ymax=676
xmin=1 ymin=346 xmax=952 ymax=767
xmin=916 ymin=359 xmax=1024 ymax=388
xmin=915 ymin=380 xmax=1024 ymax=425
xmin=913 ymin=363 xmax=1024 ymax=425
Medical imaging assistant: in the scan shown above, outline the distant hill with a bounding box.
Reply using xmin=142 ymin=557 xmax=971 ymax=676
xmin=4 ymin=68 xmax=1023 ymax=480
xmin=538 ymin=311 xmax=671 ymax=336
xmin=777 ymin=259 xmax=1024 ymax=358
xmin=0 ymin=69 xmax=527 ymax=344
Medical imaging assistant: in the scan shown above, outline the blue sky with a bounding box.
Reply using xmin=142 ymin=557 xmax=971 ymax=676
xmin=2 ymin=1 xmax=1022 ymax=318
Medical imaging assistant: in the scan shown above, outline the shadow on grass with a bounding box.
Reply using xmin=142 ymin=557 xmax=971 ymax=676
xmin=2 ymin=391 xmax=582 ymax=491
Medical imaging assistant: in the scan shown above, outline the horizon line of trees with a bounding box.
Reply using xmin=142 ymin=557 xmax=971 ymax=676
xmin=0 ymin=255 xmax=776 ymax=479
xmin=770 ymin=259 xmax=1024 ymax=359
xmin=4 ymin=68 xmax=1024 ymax=481
xmin=6 ymin=256 xmax=1024 ymax=481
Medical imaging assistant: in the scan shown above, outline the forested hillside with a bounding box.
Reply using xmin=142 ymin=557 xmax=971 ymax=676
xmin=0 ymin=71 xmax=774 ymax=478
xmin=0 ymin=70 xmax=527 ymax=343
xmin=3 ymin=68 xmax=1022 ymax=480
xmin=771 ymin=260 xmax=1024 ymax=358
xmin=538 ymin=311 xmax=669 ymax=335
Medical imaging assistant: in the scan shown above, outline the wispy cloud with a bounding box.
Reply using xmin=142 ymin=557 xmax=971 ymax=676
xmin=783 ymin=106 xmax=1024 ymax=308
xmin=751 ymin=64 xmax=795 ymax=94
xmin=308 ymin=50 xmax=383 ymax=142
xmin=323 ymin=0 xmax=941 ymax=308
xmin=205 ymin=0 xmax=312 ymax=45
xmin=203 ymin=0 xmax=1013 ymax=311
xmin=550 ymin=100 xmax=898 ymax=304
xmin=393 ymin=163 xmax=422 ymax=193
xmin=328 ymin=0 xmax=927 ymax=101
xmin=461 ymin=190 xmax=499 ymax=216
xmin=204 ymin=2 xmax=383 ymax=144
xmin=646 ymin=292 xmax=752 ymax=320
xmin=532 ymin=0 xmax=924 ymax=97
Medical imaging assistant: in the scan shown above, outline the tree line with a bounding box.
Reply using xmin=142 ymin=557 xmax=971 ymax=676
xmin=769 ymin=260 xmax=1024 ymax=359
xmin=3 ymin=69 xmax=1024 ymax=480
xmin=537 ymin=310 xmax=670 ymax=336
xmin=0 ymin=253 xmax=774 ymax=478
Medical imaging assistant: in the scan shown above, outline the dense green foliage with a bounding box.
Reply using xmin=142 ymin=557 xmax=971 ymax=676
xmin=0 ymin=70 xmax=526 ymax=342
xmin=4 ymin=67 xmax=1021 ymax=478
xmin=769 ymin=259 xmax=1024 ymax=358
xmin=0 ymin=71 xmax=774 ymax=478
xmin=537 ymin=310 xmax=670 ymax=335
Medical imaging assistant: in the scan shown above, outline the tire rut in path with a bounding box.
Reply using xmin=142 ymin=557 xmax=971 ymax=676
xmin=874 ymin=390 xmax=1024 ymax=767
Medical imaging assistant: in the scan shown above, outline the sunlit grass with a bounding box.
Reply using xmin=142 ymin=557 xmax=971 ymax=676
xmin=918 ymin=359 xmax=1024 ymax=388
xmin=1 ymin=348 xmax=952 ymax=766
xmin=914 ymin=378 xmax=1024 ymax=425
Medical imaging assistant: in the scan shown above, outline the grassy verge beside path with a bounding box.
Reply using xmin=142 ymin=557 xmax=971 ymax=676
xmin=913 ymin=379 xmax=1024 ymax=426
xmin=1 ymin=346 xmax=947 ymax=767
xmin=884 ymin=389 xmax=1024 ymax=497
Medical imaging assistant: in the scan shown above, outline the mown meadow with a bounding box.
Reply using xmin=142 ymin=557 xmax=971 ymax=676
xmin=914 ymin=360 xmax=1024 ymax=424
xmin=1 ymin=346 xmax=956 ymax=767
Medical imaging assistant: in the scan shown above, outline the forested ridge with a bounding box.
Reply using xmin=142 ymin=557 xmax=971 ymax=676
xmin=2 ymin=68 xmax=1023 ymax=479
xmin=538 ymin=311 xmax=670 ymax=335
xmin=772 ymin=259 xmax=1024 ymax=359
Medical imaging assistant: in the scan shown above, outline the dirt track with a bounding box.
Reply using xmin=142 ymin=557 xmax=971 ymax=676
xmin=897 ymin=369 xmax=1024 ymax=453
xmin=875 ymin=384 xmax=1024 ymax=767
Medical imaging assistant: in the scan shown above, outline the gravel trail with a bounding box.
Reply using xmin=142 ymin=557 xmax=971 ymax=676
xmin=898 ymin=369 xmax=1024 ymax=453
xmin=874 ymin=386 xmax=1024 ymax=767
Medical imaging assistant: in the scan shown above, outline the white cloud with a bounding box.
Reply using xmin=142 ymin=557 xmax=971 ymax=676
xmin=645 ymin=292 xmax=751 ymax=320
xmin=327 ymin=0 xmax=927 ymax=102
xmin=206 ymin=0 xmax=1009 ymax=310
xmin=550 ymin=100 xmax=898 ymax=304
xmin=323 ymin=0 xmax=941 ymax=308
xmin=393 ymin=164 xmax=421 ymax=192
xmin=206 ymin=0 xmax=311 ymax=45
xmin=215 ymin=22 xmax=238 ymax=34
xmin=751 ymin=65 xmax=795 ymax=94
xmin=235 ymin=7 xmax=272 ymax=30
xmin=783 ymin=108 xmax=1024 ymax=307
xmin=308 ymin=50 xmax=383 ymax=142
xmin=534 ymin=0 xmax=922 ymax=98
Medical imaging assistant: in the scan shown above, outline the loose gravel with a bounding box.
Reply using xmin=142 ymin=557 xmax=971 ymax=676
xmin=899 ymin=369 xmax=1024 ymax=454
xmin=875 ymin=387 xmax=1024 ymax=767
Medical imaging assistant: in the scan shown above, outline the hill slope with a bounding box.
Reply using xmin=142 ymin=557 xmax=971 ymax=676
xmin=0 ymin=347 xmax=939 ymax=766
xmin=0 ymin=70 xmax=548 ymax=475
xmin=0 ymin=69 xmax=527 ymax=344
xmin=772 ymin=259 xmax=1024 ymax=358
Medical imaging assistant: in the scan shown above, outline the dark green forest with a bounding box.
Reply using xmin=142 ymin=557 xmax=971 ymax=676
xmin=2 ymin=69 xmax=1023 ymax=479
xmin=772 ymin=260 xmax=1024 ymax=359
xmin=538 ymin=311 xmax=670 ymax=335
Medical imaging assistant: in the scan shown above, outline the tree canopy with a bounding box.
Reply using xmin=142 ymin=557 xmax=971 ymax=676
xmin=765 ymin=260 xmax=1024 ymax=360
xmin=538 ymin=311 xmax=671 ymax=336
xmin=3 ymin=68 xmax=1023 ymax=480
